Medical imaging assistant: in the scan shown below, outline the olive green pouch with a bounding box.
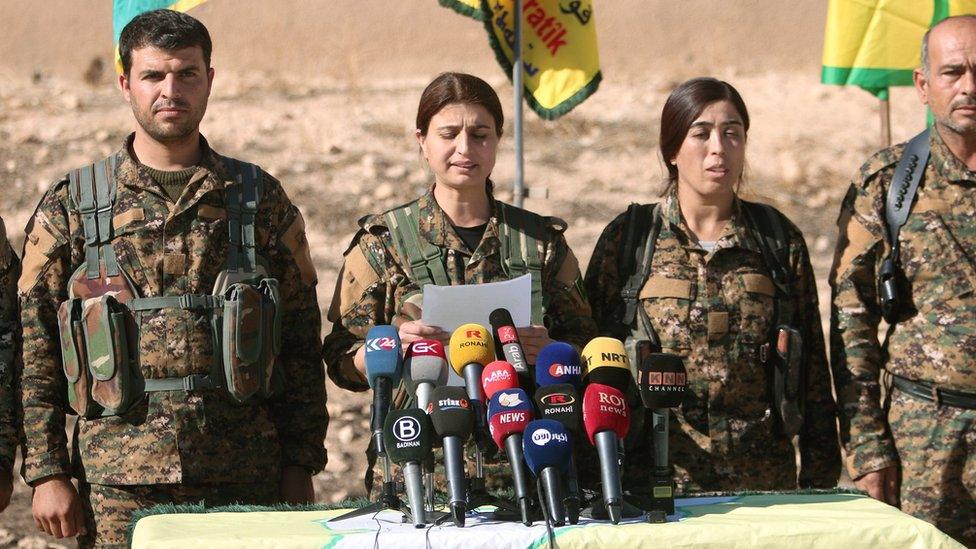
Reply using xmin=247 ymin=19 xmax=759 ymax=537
xmin=221 ymin=283 xmax=264 ymax=403
xmin=82 ymin=295 xmax=141 ymax=415
xmin=57 ymin=298 xmax=102 ymax=418
xmin=256 ymin=278 xmax=282 ymax=398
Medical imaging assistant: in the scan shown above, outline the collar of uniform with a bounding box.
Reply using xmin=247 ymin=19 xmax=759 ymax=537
xmin=417 ymin=182 xmax=501 ymax=259
xmin=117 ymin=132 xmax=228 ymax=211
xmin=660 ymin=190 xmax=762 ymax=254
xmin=929 ymin=127 xmax=976 ymax=185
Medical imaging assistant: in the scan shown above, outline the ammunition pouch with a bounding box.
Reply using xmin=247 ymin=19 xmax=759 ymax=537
xmin=762 ymin=325 xmax=805 ymax=438
xmin=878 ymin=257 xmax=901 ymax=324
xmin=217 ymin=278 xmax=282 ymax=404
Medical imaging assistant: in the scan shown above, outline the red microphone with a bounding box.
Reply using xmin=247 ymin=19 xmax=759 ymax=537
xmin=582 ymin=383 xmax=630 ymax=524
xmin=482 ymin=360 xmax=519 ymax=400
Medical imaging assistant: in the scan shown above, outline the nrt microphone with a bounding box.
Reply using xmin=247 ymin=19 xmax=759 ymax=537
xmin=404 ymin=339 xmax=448 ymax=411
xmin=523 ymin=419 xmax=572 ymax=526
xmin=581 ymin=337 xmax=632 ymax=390
xmin=536 ymin=341 xmax=583 ymax=389
xmin=383 ymin=408 xmax=433 ymax=528
xmin=534 ymin=383 xmax=582 ymax=524
xmin=449 ymin=324 xmax=494 ymax=455
xmin=487 ymin=388 xmax=535 ymax=525
xmin=489 ymin=308 xmax=533 ymax=389
xmin=582 ymin=383 xmax=630 ymax=524
xmin=364 ymin=325 xmax=403 ymax=458
xmin=482 ymin=360 xmax=519 ymax=400
xmin=636 ymin=353 xmax=688 ymax=519
xmin=428 ymin=386 xmax=473 ymax=527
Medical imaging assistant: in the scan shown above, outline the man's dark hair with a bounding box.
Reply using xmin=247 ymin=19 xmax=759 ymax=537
xmin=119 ymin=9 xmax=212 ymax=75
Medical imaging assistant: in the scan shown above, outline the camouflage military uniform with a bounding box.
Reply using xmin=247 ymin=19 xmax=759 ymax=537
xmin=0 ymin=219 xmax=21 ymax=478
xmin=19 ymin=135 xmax=327 ymax=547
xmin=322 ymin=184 xmax=597 ymax=494
xmin=831 ymin=129 xmax=976 ymax=545
xmin=585 ymin=191 xmax=840 ymax=494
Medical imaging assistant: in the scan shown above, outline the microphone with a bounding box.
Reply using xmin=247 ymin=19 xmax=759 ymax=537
xmin=523 ymin=419 xmax=573 ymax=526
xmin=404 ymin=339 xmax=448 ymax=410
xmin=428 ymin=385 xmax=474 ymax=527
xmin=582 ymin=383 xmax=630 ymax=524
xmin=581 ymin=337 xmax=632 ymax=390
xmin=534 ymin=383 xmax=582 ymax=524
xmin=364 ymin=326 xmax=403 ymax=459
xmin=489 ymin=308 xmax=533 ymax=390
xmin=449 ymin=324 xmax=494 ymax=458
xmin=536 ymin=341 xmax=583 ymax=389
xmin=383 ymin=408 xmax=433 ymax=528
xmin=487 ymin=388 xmax=535 ymax=525
xmin=482 ymin=360 xmax=519 ymax=400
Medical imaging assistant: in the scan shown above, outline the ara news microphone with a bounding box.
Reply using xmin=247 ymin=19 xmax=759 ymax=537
xmin=523 ymin=419 xmax=573 ymax=526
xmin=428 ymin=385 xmax=473 ymax=527
xmin=582 ymin=382 xmax=630 ymax=524
xmin=487 ymin=388 xmax=535 ymax=525
xmin=482 ymin=360 xmax=519 ymax=400
xmin=404 ymin=339 xmax=448 ymax=411
xmin=383 ymin=408 xmax=434 ymax=527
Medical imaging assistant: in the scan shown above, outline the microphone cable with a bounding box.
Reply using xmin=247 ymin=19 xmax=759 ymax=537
xmin=535 ymin=477 xmax=557 ymax=549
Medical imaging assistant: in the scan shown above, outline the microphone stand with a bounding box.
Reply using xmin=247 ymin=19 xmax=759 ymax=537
xmin=646 ymin=408 xmax=674 ymax=523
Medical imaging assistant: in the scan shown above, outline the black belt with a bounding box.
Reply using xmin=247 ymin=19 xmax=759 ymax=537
xmin=891 ymin=375 xmax=976 ymax=409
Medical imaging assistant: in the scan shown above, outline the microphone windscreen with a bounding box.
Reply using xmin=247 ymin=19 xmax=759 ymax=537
xmin=580 ymin=337 xmax=631 ymax=390
xmin=582 ymin=383 xmax=630 ymax=444
xmin=522 ymin=419 xmax=572 ymax=475
xmin=383 ymin=408 xmax=433 ymax=464
xmin=404 ymin=339 xmax=448 ymax=391
xmin=482 ymin=360 xmax=518 ymax=400
xmin=449 ymin=323 xmax=494 ymax=375
xmin=364 ymin=325 xmax=403 ymax=388
xmin=488 ymin=308 xmax=517 ymax=351
xmin=637 ymin=353 xmax=688 ymax=408
xmin=535 ymin=342 xmax=583 ymax=389
xmin=486 ymin=388 xmax=533 ymax=449
xmin=534 ymin=384 xmax=582 ymax=433
xmin=428 ymin=385 xmax=473 ymax=439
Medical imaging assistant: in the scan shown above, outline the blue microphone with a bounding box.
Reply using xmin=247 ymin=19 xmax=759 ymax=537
xmin=364 ymin=325 xmax=403 ymax=458
xmin=536 ymin=342 xmax=583 ymax=389
xmin=523 ymin=419 xmax=572 ymax=526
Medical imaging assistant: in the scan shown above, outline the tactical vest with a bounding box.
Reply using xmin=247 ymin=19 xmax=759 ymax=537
xmin=57 ymin=155 xmax=282 ymax=418
xmin=616 ymin=200 xmax=805 ymax=437
xmin=382 ymin=199 xmax=548 ymax=325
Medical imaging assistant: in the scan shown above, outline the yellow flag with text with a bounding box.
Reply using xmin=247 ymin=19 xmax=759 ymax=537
xmin=440 ymin=0 xmax=601 ymax=120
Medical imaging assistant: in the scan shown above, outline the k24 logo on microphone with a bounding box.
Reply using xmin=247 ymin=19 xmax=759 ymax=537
xmin=393 ymin=416 xmax=421 ymax=443
xmin=531 ymin=428 xmax=569 ymax=446
xmin=366 ymin=337 xmax=398 ymax=352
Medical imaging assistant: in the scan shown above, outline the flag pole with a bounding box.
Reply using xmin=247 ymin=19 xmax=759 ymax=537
xmin=879 ymin=97 xmax=892 ymax=147
xmin=513 ymin=0 xmax=525 ymax=207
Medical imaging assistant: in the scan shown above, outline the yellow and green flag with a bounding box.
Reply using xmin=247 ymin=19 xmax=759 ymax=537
xmin=440 ymin=0 xmax=601 ymax=120
xmin=822 ymin=0 xmax=976 ymax=98
xmin=113 ymin=0 xmax=209 ymax=73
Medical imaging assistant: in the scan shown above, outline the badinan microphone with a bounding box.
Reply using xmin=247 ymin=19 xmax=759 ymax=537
xmin=487 ymin=388 xmax=535 ymax=525
xmin=534 ymin=381 xmax=582 ymax=524
xmin=581 ymin=337 xmax=632 ymax=390
xmin=636 ymin=353 xmax=688 ymax=519
xmin=523 ymin=419 xmax=573 ymax=526
xmin=364 ymin=326 xmax=403 ymax=459
xmin=536 ymin=341 xmax=583 ymax=389
xmin=489 ymin=308 xmax=533 ymax=389
xmin=428 ymin=385 xmax=473 ymax=527
xmin=582 ymin=383 xmax=630 ymax=524
xmin=404 ymin=339 xmax=448 ymax=411
xmin=482 ymin=360 xmax=519 ymax=400
xmin=383 ymin=408 xmax=433 ymax=527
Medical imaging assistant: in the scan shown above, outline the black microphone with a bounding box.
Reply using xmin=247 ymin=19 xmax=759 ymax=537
xmin=534 ymin=383 xmax=582 ymax=523
xmin=428 ymin=385 xmax=474 ymax=527
xmin=383 ymin=409 xmax=433 ymax=527
xmin=489 ymin=308 xmax=534 ymax=391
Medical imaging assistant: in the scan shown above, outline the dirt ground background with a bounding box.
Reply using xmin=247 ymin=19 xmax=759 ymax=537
xmin=0 ymin=1 xmax=931 ymax=545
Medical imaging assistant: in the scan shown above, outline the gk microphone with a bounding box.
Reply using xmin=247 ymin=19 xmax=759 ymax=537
xmin=364 ymin=325 xmax=404 ymax=458
xmin=481 ymin=360 xmax=519 ymax=400
xmin=383 ymin=408 xmax=434 ymax=528
xmin=523 ymin=419 xmax=573 ymax=526
xmin=449 ymin=324 xmax=495 ymax=454
xmin=404 ymin=339 xmax=448 ymax=411
xmin=536 ymin=341 xmax=583 ymax=389
xmin=428 ymin=385 xmax=474 ymax=527
xmin=489 ymin=308 xmax=533 ymax=389
xmin=582 ymin=383 xmax=630 ymax=524
xmin=487 ymin=388 xmax=535 ymax=525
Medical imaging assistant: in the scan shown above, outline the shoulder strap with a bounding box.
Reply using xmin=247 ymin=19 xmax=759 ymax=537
xmin=620 ymin=203 xmax=661 ymax=330
xmin=223 ymin=159 xmax=263 ymax=274
xmin=884 ymin=129 xmax=930 ymax=262
xmin=69 ymin=156 xmax=120 ymax=279
xmin=497 ymin=202 xmax=545 ymax=325
xmin=385 ymin=201 xmax=450 ymax=288
xmin=741 ymin=201 xmax=797 ymax=335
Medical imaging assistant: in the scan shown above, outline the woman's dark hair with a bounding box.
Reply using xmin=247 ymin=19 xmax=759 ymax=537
xmin=659 ymin=77 xmax=749 ymax=194
xmin=119 ymin=9 xmax=212 ymax=76
xmin=416 ymin=72 xmax=504 ymax=137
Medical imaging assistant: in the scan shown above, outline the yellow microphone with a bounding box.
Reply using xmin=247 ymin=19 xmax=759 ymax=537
xmin=449 ymin=323 xmax=495 ymax=453
xmin=581 ymin=337 xmax=631 ymax=390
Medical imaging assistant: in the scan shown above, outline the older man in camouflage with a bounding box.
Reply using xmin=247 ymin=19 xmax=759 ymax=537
xmin=830 ymin=15 xmax=976 ymax=545
xmin=19 ymin=10 xmax=326 ymax=547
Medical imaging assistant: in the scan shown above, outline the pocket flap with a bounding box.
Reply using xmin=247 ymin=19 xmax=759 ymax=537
xmin=227 ymin=284 xmax=264 ymax=364
xmin=639 ymin=276 xmax=692 ymax=300
xmin=58 ymin=299 xmax=83 ymax=382
xmin=743 ymin=273 xmax=776 ymax=297
xmin=82 ymin=296 xmax=119 ymax=382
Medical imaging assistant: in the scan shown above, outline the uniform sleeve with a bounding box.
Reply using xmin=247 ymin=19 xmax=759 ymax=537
xmin=583 ymin=213 xmax=629 ymax=339
xmin=542 ymin=230 xmax=597 ymax=348
xmin=262 ymin=180 xmax=329 ymax=474
xmin=18 ymin=184 xmax=74 ymax=484
xmin=322 ymin=230 xmax=387 ymax=392
xmin=829 ymin=178 xmax=898 ymax=480
xmin=0 ymin=223 xmax=22 ymax=472
xmin=789 ymin=228 xmax=841 ymax=488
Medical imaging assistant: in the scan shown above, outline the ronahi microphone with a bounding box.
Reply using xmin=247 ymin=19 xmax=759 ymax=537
xmin=636 ymin=353 xmax=688 ymax=519
xmin=449 ymin=324 xmax=494 ymax=455
xmin=582 ymin=383 xmax=630 ymax=524
xmin=404 ymin=339 xmax=448 ymax=410
xmin=428 ymin=385 xmax=473 ymax=527
xmin=489 ymin=308 xmax=533 ymax=390
xmin=482 ymin=360 xmax=519 ymax=400
xmin=523 ymin=419 xmax=573 ymax=526
xmin=383 ymin=408 xmax=433 ymax=527
xmin=487 ymin=388 xmax=535 ymax=525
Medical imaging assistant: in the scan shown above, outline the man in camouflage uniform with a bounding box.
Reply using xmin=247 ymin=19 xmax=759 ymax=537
xmin=830 ymin=16 xmax=976 ymax=545
xmin=0 ymin=219 xmax=21 ymax=513
xmin=586 ymin=191 xmax=840 ymax=493
xmin=19 ymin=10 xmax=326 ymax=546
xmin=322 ymin=185 xmax=596 ymax=494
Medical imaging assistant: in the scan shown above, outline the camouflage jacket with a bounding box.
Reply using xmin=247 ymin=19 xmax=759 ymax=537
xmin=830 ymin=128 xmax=976 ymax=479
xmin=586 ymin=192 xmax=840 ymax=492
xmin=322 ymin=185 xmax=597 ymax=391
xmin=0 ymin=219 xmax=21 ymax=473
xmin=18 ymin=134 xmax=327 ymax=485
